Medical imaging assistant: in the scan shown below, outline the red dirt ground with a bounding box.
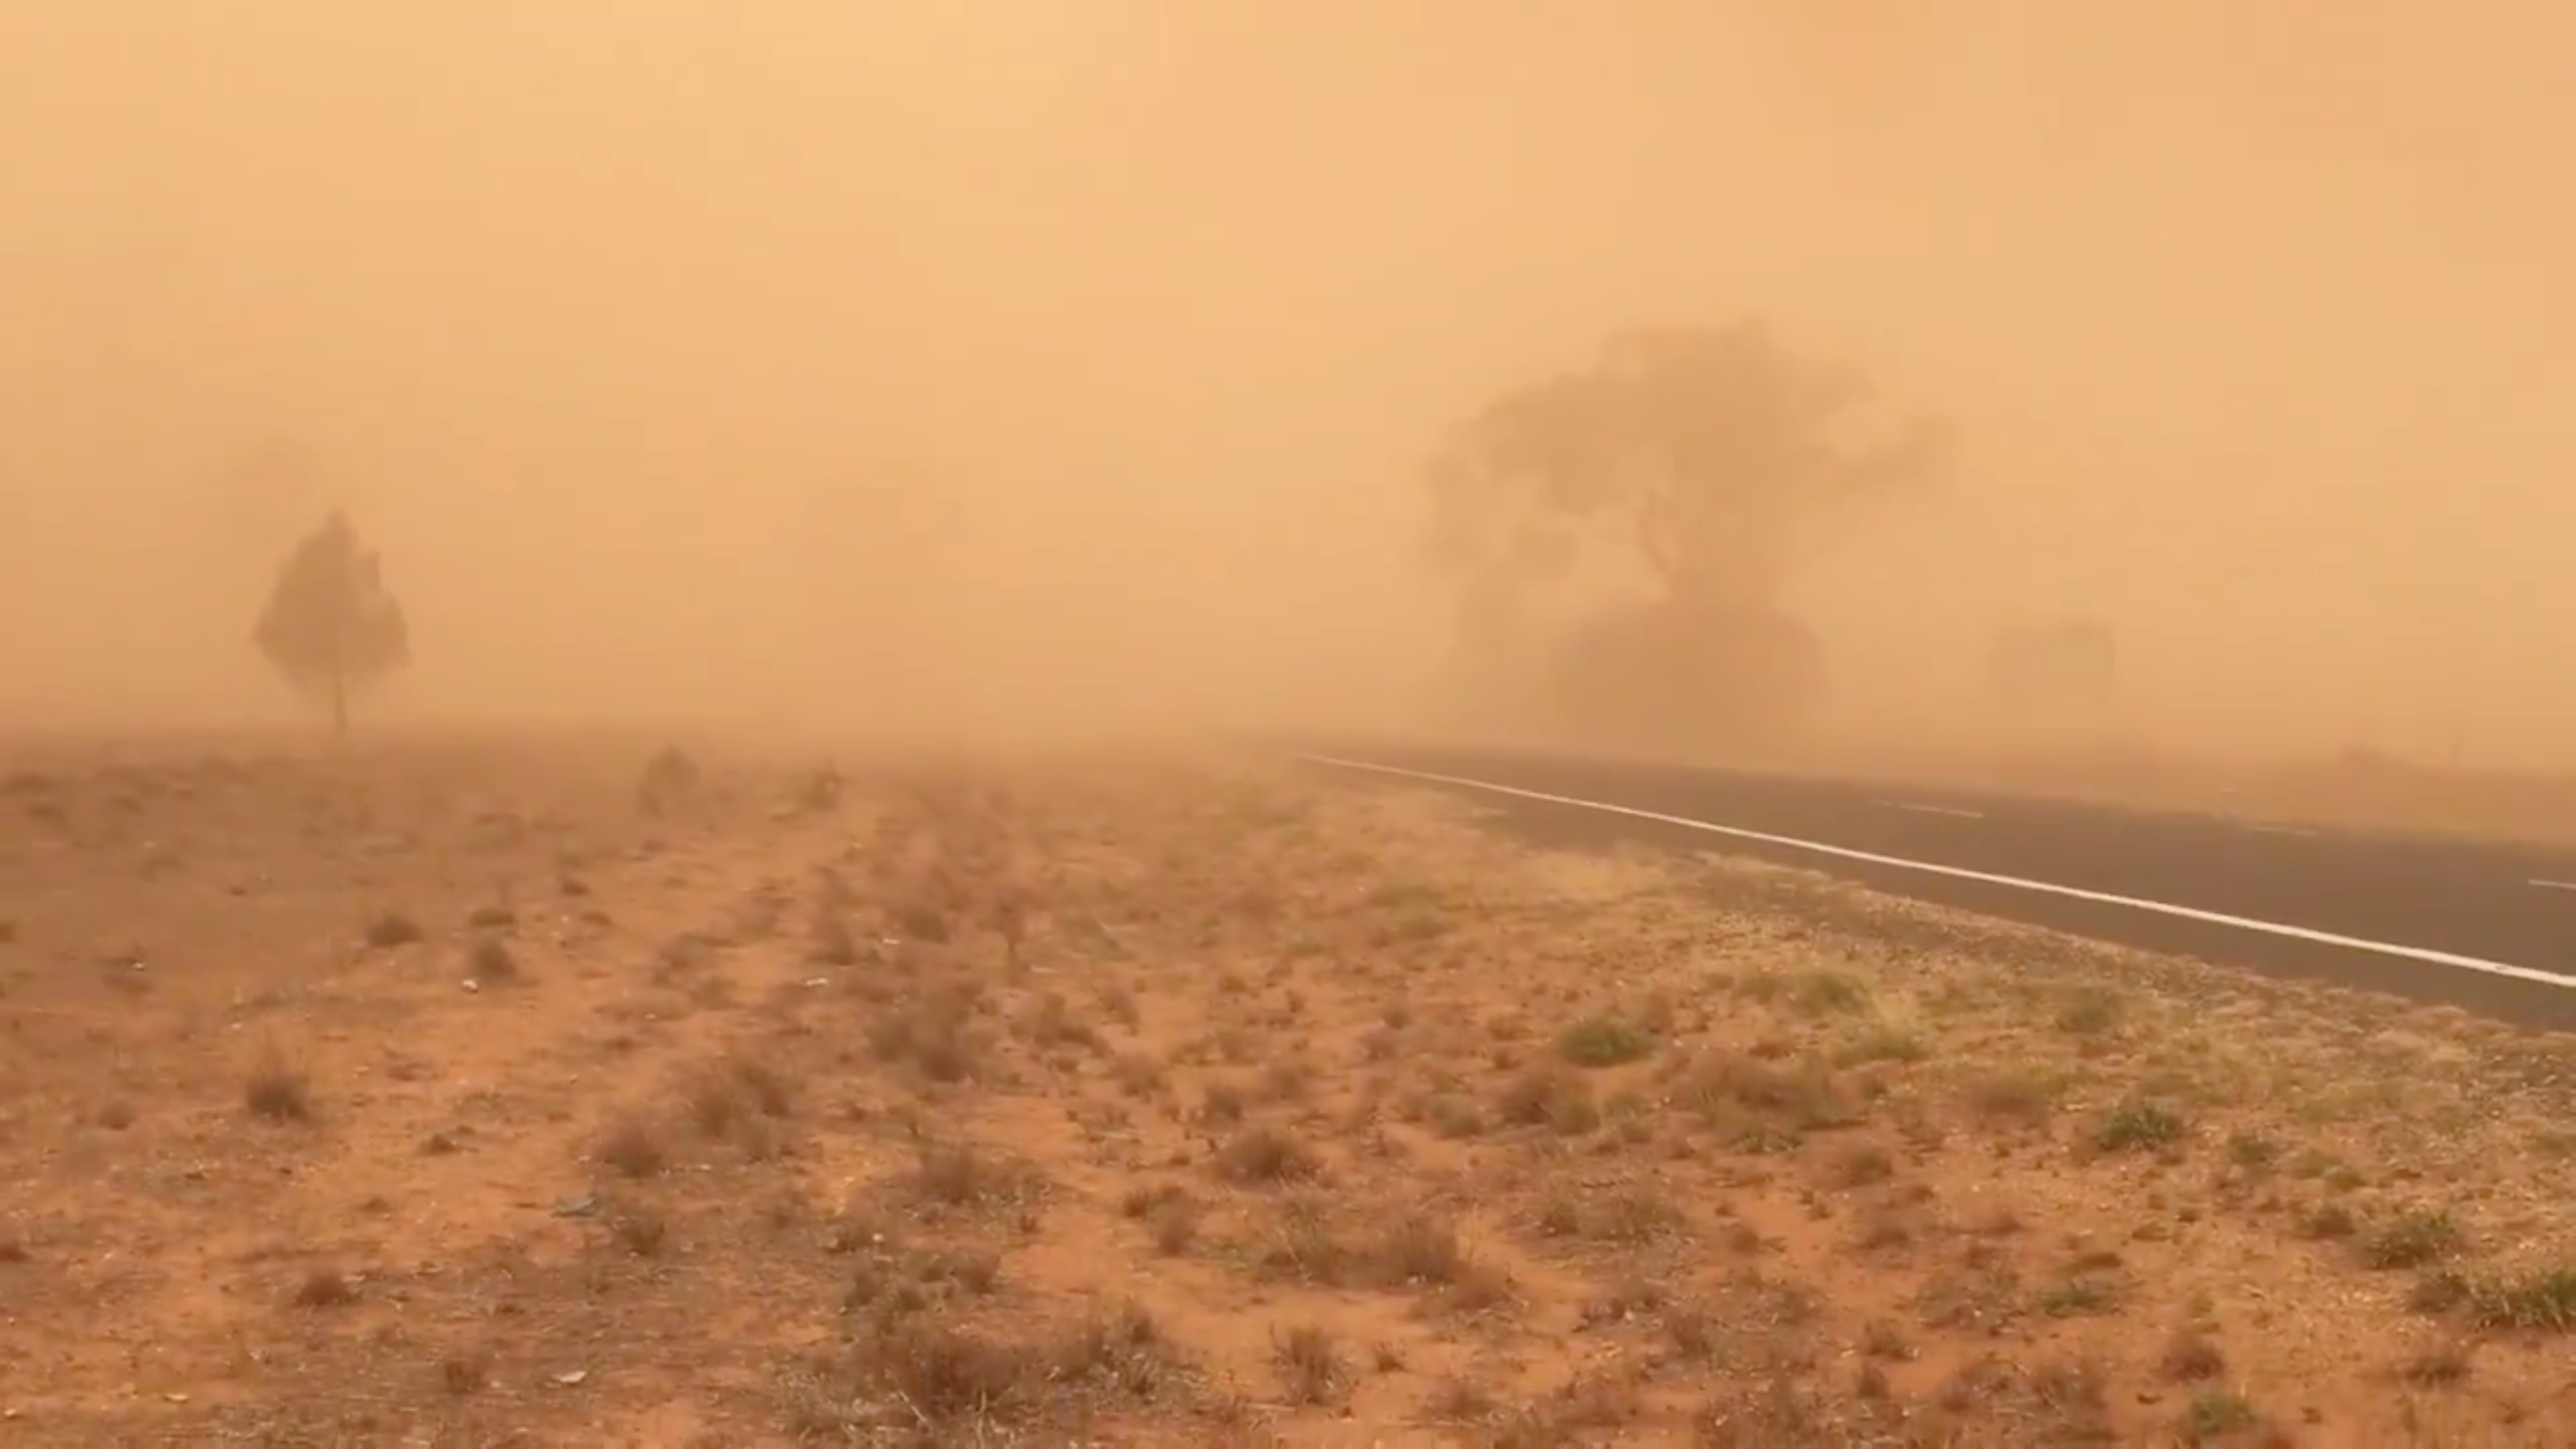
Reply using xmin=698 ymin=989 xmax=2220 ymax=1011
xmin=2 ymin=734 xmax=2570 ymax=1445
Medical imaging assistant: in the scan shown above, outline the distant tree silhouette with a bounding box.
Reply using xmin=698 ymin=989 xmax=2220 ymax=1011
xmin=254 ymin=511 xmax=409 ymax=734
xmin=1424 ymin=320 xmax=1947 ymax=748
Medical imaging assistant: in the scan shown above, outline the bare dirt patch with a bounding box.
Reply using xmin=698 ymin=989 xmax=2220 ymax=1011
xmin=1 ymin=734 xmax=2571 ymax=1443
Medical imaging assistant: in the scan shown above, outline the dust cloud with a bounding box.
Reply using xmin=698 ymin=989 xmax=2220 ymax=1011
xmin=3 ymin=4 xmax=2570 ymax=768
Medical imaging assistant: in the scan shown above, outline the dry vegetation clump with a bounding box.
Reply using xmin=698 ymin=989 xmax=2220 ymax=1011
xmin=362 ymin=909 xmax=424 ymax=948
xmin=1214 ymin=1122 xmax=1322 ymax=1185
xmin=242 ymin=1044 xmax=314 ymax=1122
xmin=466 ymin=935 xmax=520 ymax=984
xmin=15 ymin=736 xmax=2576 ymax=1442
xmin=597 ymin=1111 xmax=669 ymax=1178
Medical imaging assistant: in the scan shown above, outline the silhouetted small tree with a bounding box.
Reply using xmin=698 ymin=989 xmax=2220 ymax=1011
xmin=254 ymin=511 xmax=409 ymax=734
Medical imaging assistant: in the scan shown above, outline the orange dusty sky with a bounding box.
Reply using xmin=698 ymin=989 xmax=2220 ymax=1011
xmin=1 ymin=3 xmax=2569 ymax=763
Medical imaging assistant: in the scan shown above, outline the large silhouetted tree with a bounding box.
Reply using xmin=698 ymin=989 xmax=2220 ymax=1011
xmin=1425 ymin=321 xmax=1946 ymax=747
xmin=254 ymin=511 xmax=410 ymax=735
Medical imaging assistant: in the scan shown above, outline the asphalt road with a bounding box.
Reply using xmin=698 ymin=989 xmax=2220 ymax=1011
xmin=1298 ymin=740 xmax=2576 ymax=1031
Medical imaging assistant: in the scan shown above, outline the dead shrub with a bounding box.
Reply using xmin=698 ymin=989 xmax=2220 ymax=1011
xmin=1497 ymin=1064 xmax=1601 ymax=1133
xmin=1257 ymin=1194 xmax=1352 ymax=1284
xmin=1556 ymin=1014 xmax=1654 ymax=1067
xmin=1199 ymin=1082 xmax=1248 ymax=1124
xmin=1217 ymin=1124 xmax=1321 ymax=1185
xmin=2398 ymin=1341 xmax=2472 ymax=1386
xmin=439 ymin=1349 xmax=489 ymax=1396
xmin=1026 ymin=991 xmax=1104 ymax=1052
xmin=244 ymin=1048 xmax=314 ymax=1123
xmin=611 ymin=1206 xmax=670 ymax=1257
xmin=894 ymin=901 xmax=951 ymax=943
xmin=2160 ymin=1328 xmax=2226 ymax=1382
xmin=600 ymin=1114 xmax=668 ymax=1178
xmin=1111 ymin=1052 xmax=1165 ymax=1097
xmin=913 ymin=1142 xmax=1037 ymax=1209
xmin=1151 ymin=1199 xmax=1201 ymax=1255
xmin=1962 ymin=1068 xmax=2058 ymax=1124
xmin=685 ymin=1046 xmax=793 ymax=1129
xmin=869 ymin=1000 xmax=980 ymax=1084
xmin=363 ymin=911 xmax=424 ymax=948
xmin=809 ymin=910 xmax=860 ymax=966
xmin=1274 ymin=1323 xmax=1348 ymax=1406
xmin=1367 ymin=1213 xmax=1468 ymax=1287
xmin=466 ymin=937 xmax=520 ymax=983
xmin=841 ymin=1318 xmax=1041 ymax=1424
xmin=291 ymin=1267 xmax=357 ymax=1309
xmin=1047 ymin=1301 xmax=1182 ymax=1401
xmin=1674 ymin=1052 xmax=1854 ymax=1135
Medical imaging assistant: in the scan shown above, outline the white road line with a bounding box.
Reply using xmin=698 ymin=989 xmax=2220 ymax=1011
xmin=1301 ymin=753 xmax=2574 ymax=991
xmin=2531 ymin=879 xmax=2576 ymax=892
xmin=1880 ymin=800 xmax=1985 ymax=820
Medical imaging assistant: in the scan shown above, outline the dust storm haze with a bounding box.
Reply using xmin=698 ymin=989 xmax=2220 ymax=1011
xmin=4 ymin=3 xmax=2572 ymax=766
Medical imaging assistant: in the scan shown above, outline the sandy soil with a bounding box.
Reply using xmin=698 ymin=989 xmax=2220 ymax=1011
xmin=3 ymin=734 xmax=2573 ymax=1445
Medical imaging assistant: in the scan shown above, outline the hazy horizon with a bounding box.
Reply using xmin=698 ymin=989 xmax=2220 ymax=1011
xmin=5 ymin=4 xmax=2571 ymax=768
